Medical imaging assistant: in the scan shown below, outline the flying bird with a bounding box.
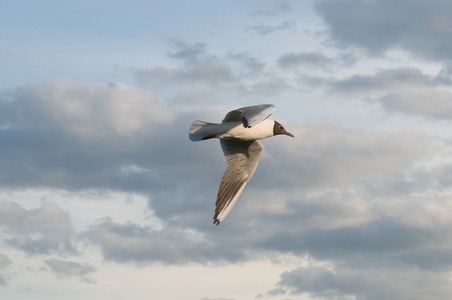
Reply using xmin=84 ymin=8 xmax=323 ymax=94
xmin=189 ymin=104 xmax=294 ymax=225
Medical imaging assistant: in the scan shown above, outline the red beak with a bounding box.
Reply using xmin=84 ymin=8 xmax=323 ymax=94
xmin=285 ymin=131 xmax=294 ymax=138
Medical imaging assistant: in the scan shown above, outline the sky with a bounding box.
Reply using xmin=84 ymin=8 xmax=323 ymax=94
xmin=2 ymin=0 xmax=452 ymax=299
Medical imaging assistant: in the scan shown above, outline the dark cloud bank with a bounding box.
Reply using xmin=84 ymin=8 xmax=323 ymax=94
xmin=1 ymin=77 xmax=452 ymax=300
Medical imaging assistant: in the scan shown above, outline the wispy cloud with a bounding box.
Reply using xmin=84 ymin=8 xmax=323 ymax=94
xmin=45 ymin=259 xmax=96 ymax=283
xmin=277 ymin=51 xmax=333 ymax=70
xmin=247 ymin=20 xmax=297 ymax=36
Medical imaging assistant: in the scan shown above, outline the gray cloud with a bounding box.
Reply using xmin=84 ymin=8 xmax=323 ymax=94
xmin=256 ymin=195 xmax=452 ymax=299
xmin=82 ymin=217 xmax=244 ymax=265
xmin=130 ymin=39 xmax=298 ymax=103
xmin=0 ymin=80 xmax=188 ymax=192
xmin=259 ymin=121 xmax=430 ymax=192
xmin=166 ymin=39 xmax=206 ymax=62
xmin=133 ymin=40 xmax=233 ymax=88
xmin=227 ymin=51 xmax=266 ymax=76
xmin=399 ymin=248 xmax=452 ymax=271
xmin=315 ymin=0 xmax=452 ymax=60
xmin=45 ymin=259 xmax=96 ymax=283
xmin=303 ymin=66 xmax=452 ymax=121
xmin=2 ymin=79 xmax=174 ymax=139
xmin=2 ymin=79 xmax=433 ymax=220
xmin=436 ymin=63 xmax=452 ymax=85
xmin=333 ymin=67 xmax=452 ymax=121
xmin=261 ymin=216 xmax=452 ymax=260
xmin=379 ymin=89 xmax=452 ymax=121
xmin=2 ymin=78 xmax=452 ymax=300
xmin=277 ymin=52 xmax=333 ymax=70
xmin=9 ymin=78 xmax=432 ymax=212
xmin=0 ymin=255 xmax=11 ymax=270
xmin=271 ymin=264 xmax=452 ymax=300
xmin=133 ymin=60 xmax=233 ymax=88
xmin=0 ymin=201 xmax=76 ymax=255
xmin=0 ymin=254 xmax=11 ymax=286
xmin=331 ymin=67 xmax=435 ymax=96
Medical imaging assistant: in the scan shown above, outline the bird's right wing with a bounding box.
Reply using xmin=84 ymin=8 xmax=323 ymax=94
xmin=222 ymin=104 xmax=276 ymax=128
xmin=213 ymin=139 xmax=263 ymax=225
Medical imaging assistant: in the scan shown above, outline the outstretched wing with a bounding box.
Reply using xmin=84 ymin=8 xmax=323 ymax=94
xmin=222 ymin=104 xmax=276 ymax=128
xmin=213 ymin=139 xmax=263 ymax=225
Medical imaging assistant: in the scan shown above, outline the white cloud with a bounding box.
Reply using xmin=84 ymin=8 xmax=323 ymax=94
xmin=9 ymin=80 xmax=174 ymax=139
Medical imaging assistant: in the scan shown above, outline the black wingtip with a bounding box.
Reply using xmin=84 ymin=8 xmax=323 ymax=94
xmin=213 ymin=220 xmax=220 ymax=226
xmin=241 ymin=116 xmax=251 ymax=128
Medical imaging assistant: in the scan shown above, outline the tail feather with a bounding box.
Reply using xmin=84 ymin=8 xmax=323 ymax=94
xmin=189 ymin=120 xmax=220 ymax=141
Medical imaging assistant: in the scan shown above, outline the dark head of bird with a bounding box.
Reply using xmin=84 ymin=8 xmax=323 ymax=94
xmin=273 ymin=121 xmax=294 ymax=138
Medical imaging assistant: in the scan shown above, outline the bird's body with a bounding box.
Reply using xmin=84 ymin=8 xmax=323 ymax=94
xmin=189 ymin=104 xmax=293 ymax=225
xmin=190 ymin=119 xmax=275 ymax=141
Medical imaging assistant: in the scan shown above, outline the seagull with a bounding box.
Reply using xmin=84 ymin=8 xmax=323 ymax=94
xmin=189 ymin=104 xmax=294 ymax=225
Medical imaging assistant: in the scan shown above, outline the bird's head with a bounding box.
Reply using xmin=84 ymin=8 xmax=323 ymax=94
xmin=273 ymin=121 xmax=294 ymax=138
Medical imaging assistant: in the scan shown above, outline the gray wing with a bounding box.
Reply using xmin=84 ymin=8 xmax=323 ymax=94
xmin=222 ymin=104 xmax=276 ymax=128
xmin=213 ymin=139 xmax=263 ymax=225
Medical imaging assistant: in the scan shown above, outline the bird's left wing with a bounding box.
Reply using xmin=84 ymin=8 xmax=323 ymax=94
xmin=213 ymin=139 xmax=263 ymax=225
xmin=222 ymin=104 xmax=276 ymax=128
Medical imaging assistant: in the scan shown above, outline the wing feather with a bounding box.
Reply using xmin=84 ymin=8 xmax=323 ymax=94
xmin=222 ymin=104 xmax=276 ymax=128
xmin=213 ymin=139 xmax=263 ymax=225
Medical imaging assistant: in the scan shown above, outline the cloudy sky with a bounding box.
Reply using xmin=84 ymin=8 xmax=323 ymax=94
xmin=2 ymin=0 xmax=452 ymax=299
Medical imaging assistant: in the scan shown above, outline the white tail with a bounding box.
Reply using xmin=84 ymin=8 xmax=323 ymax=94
xmin=189 ymin=120 xmax=220 ymax=141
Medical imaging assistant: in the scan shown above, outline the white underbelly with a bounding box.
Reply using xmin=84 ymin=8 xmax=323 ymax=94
xmin=217 ymin=119 xmax=274 ymax=141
